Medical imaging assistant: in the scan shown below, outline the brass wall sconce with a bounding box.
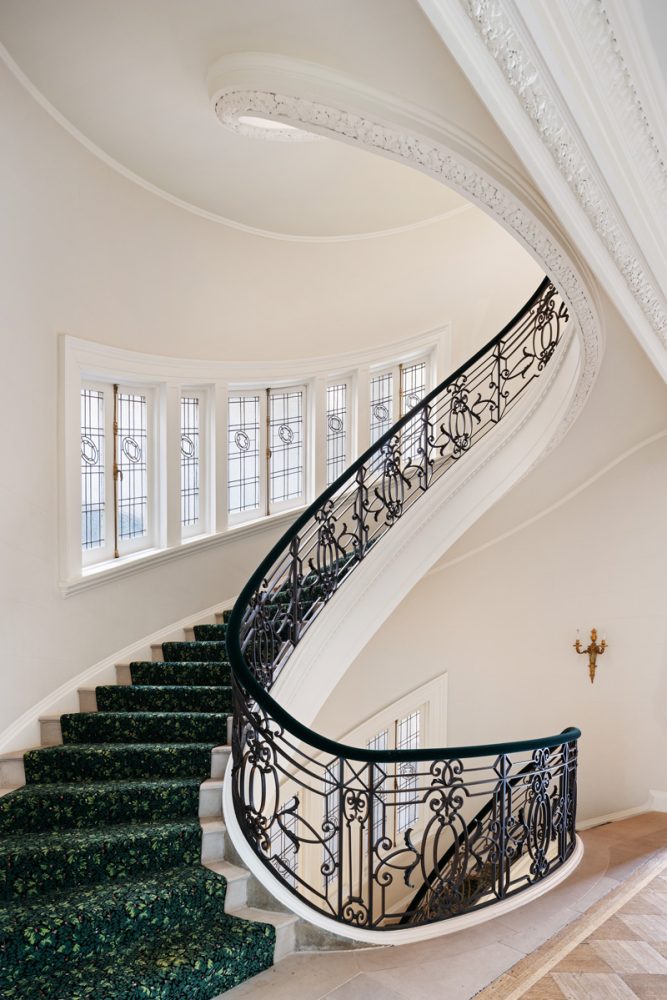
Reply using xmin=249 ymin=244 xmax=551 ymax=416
xmin=574 ymin=628 xmax=607 ymax=684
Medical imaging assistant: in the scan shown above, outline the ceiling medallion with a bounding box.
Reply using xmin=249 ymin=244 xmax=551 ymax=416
xmin=215 ymin=92 xmax=322 ymax=143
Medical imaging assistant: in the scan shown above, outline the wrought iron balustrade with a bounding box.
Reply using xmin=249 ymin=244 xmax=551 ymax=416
xmin=226 ymin=277 xmax=581 ymax=933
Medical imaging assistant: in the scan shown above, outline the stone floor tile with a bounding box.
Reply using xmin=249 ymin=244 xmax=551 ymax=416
xmin=620 ymin=975 xmax=667 ymax=999
xmin=552 ymin=972 xmax=639 ymax=999
xmin=591 ymin=941 xmax=667 ymax=974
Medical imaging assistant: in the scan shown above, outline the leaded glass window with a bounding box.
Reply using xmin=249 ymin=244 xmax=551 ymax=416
xmin=81 ymin=388 xmax=105 ymax=550
xmin=326 ymin=383 xmax=347 ymax=486
xmin=396 ymin=710 xmax=421 ymax=833
xmin=400 ymin=361 xmax=427 ymax=462
xmin=271 ymin=808 xmax=298 ymax=888
xmin=180 ymin=396 xmax=200 ymax=529
xmin=370 ymin=372 xmax=393 ymax=447
xmin=228 ymin=395 xmax=260 ymax=516
xmin=269 ymin=389 xmax=304 ymax=506
xmin=368 ymin=728 xmax=389 ymax=845
xmin=117 ymin=392 xmax=148 ymax=542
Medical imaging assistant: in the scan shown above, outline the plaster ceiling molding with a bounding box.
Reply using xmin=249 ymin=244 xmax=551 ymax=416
xmin=215 ymin=90 xmax=321 ymax=142
xmin=562 ymin=0 xmax=667 ymax=213
xmin=209 ymin=73 xmax=600 ymax=454
xmin=446 ymin=0 xmax=667 ymax=361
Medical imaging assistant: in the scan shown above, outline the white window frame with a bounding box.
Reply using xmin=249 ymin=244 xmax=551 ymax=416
xmin=180 ymin=388 xmax=210 ymax=540
xmin=267 ymin=384 xmax=307 ymax=516
xmin=80 ymin=381 xmax=114 ymax=566
xmin=226 ymin=389 xmax=267 ymax=527
xmin=60 ymin=328 xmax=448 ymax=595
xmin=80 ymin=380 xmax=156 ymax=566
xmin=324 ymin=378 xmax=352 ymax=487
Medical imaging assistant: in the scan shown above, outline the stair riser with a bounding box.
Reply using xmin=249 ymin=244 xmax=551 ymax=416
xmin=25 ymin=745 xmax=220 ymax=784
xmin=0 ymin=782 xmax=202 ymax=833
xmin=60 ymin=713 xmax=229 ymax=744
xmin=78 ymin=688 xmax=97 ymax=712
xmin=39 ymin=718 xmax=62 ymax=746
xmin=199 ymin=781 xmax=223 ymax=818
xmin=0 ymin=827 xmax=202 ymax=902
xmin=95 ymin=686 xmax=233 ymax=714
xmin=0 ymin=756 xmax=25 ymax=789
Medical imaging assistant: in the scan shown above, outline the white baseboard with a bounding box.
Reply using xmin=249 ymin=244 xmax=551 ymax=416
xmin=0 ymin=598 xmax=235 ymax=755
xmin=576 ymin=791 xmax=667 ymax=830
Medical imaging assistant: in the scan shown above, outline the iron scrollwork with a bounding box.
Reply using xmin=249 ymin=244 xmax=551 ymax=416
xmin=228 ymin=278 xmax=580 ymax=932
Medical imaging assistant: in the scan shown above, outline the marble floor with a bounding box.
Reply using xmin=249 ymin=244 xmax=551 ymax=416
xmin=223 ymin=812 xmax=667 ymax=1000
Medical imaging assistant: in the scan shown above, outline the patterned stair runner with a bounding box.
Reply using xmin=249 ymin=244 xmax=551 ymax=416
xmin=0 ymin=610 xmax=277 ymax=999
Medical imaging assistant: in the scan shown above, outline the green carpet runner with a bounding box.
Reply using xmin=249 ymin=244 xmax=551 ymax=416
xmin=0 ymin=612 xmax=276 ymax=999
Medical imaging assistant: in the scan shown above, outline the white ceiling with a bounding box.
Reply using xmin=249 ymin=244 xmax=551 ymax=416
xmin=0 ymin=0 xmax=469 ymax=239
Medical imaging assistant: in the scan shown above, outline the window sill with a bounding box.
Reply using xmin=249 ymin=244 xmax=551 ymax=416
xmin=60 ymin=506 xmax=306 ymax=598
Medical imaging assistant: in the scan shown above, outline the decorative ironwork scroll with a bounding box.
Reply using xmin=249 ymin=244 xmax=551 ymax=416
xmin=227 ymin=278 xmax=580 ymax=932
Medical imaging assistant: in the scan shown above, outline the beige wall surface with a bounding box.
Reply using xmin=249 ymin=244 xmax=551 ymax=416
xmin=0 ymin=55 xmax=543 ymax=740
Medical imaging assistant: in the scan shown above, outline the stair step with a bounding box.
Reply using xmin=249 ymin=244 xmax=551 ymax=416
xmin=38 ymin=714 xmax=62 ymax=746
xmin=0 ymin=866 xmax=231 ymax=982
xmin=199 ymin=777 xmax=223 ymax=818
xmin=0 ymin=819 xmax=202 ymax=902
xmin=60 ymin=711 xmax=228 ymax=744
xmin=156 ymin=641 xmax=230 ymax=663
xmin=3 ymin=904 xmax=276 ymax=1000
xmin=227 ymin=905 xmax=297 ymax=963
xmin=193 ymin=623 xmax=229 ymax=641
xmin=0 ymin=749 xmax=27 ymax=788
xmin=0 ymin=777 xmax=202 ymax=833
xmin=200 ymin=817 xmax=227 ymax=863
xmin=78 ymin=686 xmax=98 ymax=712
xmin=24 ymin=742 xmax=218 ymax=784
xmin=130 ymin=659 xmax=231 ymax=686
xmin=215 ymin=609 xmax=233 ymax=624
xmin=95 ymin=684 xmax=233 ymax=713
xmin=204 ymin=859 xmax=250 ymax=910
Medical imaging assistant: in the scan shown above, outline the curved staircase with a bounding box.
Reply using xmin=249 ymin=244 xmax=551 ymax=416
xmin=0 ymin=616 xmax=297 ymax=999
xmin=0 ymin=278 xmax=584 ymax=995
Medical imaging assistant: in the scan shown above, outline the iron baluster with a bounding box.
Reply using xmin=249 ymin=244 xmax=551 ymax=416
xmin=225 ymin=278 xmax=579 ymax=933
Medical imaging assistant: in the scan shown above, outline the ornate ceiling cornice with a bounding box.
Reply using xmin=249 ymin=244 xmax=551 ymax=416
xmin=459 ymin=0 xmax=667 ymax=348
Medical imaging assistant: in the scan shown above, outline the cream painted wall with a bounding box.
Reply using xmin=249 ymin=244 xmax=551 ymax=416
xmin=0 ymin=58 xmax=542 ymax=741
xmin=314 ymin=293 xmax=667 ymax=823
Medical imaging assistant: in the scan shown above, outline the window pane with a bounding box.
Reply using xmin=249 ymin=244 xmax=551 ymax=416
xmin=271 ymin=807 xmax=298 ymax=888
xmin=117 ymin=392 xmax=148 ymax=542
xmin=396 ymin=710 xmax=421 ymax=833
xmin=368 ymin=729 xmax=389 ymax=846
xmin=228 ymin=395 xmax=260 ymax=515
xmin=401 ymin=362 xmax=427 ymax=463
xmin=326 ymin=383 xmax=347 ymax=486
xmin=370 ymin=372 xmax=393 ymax=445
xmin=269 ymin=389 xmax=303 ymax=505
xmin=81 ymin=388 xmax=105 ymax=550
xmin=180 ymin=396 xmax=200 ymax=528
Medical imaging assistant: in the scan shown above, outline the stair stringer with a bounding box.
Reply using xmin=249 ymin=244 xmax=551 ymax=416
xmin=270 ymin=331 xmax=582 ymax=728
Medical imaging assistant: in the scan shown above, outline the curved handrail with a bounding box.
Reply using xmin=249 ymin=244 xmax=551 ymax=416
xmin=226 ymin=277 xmax=580 ymax=932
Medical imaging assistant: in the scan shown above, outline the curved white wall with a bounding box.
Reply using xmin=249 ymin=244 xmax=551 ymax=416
xmin=315 ymin=291 xmax=667 ymax=823
xmin=0 ymin=56 xmax=542 ymax=744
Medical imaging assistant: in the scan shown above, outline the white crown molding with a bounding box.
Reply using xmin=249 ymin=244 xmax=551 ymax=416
xmin=418 ymin=0 xmax=667 ymax=380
